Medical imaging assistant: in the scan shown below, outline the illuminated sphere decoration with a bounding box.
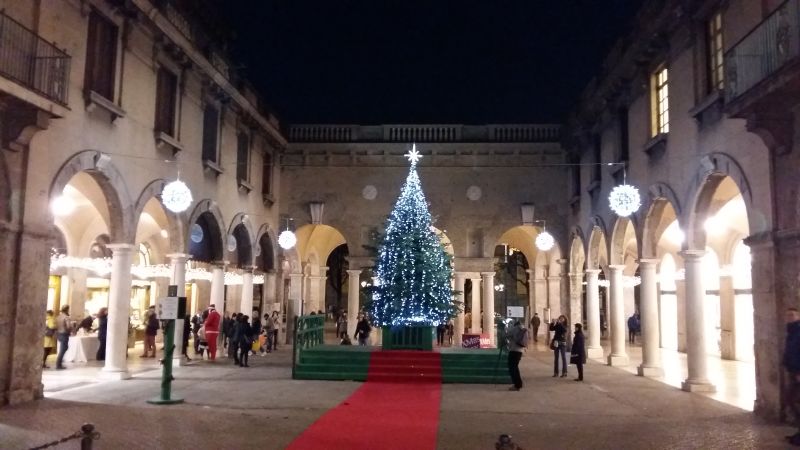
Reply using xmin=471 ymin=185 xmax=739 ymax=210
xmin=278 ymin=230 xmax=297 ymax=250
xmin=535 ymin=230 xmax=555 ymax=251
xmin=161 ymin=180 xmax=193 ymax=213
xmin=608 ymin=184 xmax=641 ymax=217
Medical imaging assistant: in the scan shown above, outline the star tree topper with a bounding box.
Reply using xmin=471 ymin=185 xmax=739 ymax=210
xmin=405 ymin=144 xmax=422 ymax=166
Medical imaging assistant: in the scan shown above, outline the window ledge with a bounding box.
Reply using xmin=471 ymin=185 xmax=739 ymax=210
xmin=238 ymin=179 xmax=253 ymax=193
xmin=688 ymin=90 xmax=724 ymax=126
xmin=262 ymin=193 xmax=275 ymax=207
xmin=203 ymin=159 xmax=223 ymax=175
xmin=155 ymin=131 xmax=183 ymax=155
xmin=644 ymin=133 xmax=668 ymax=159
xmin=85 ymin=90 xmax=126 ymax=121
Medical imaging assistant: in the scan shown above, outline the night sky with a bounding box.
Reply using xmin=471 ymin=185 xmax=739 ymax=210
xmin=219 ymin=1 xmax=643 ymax=125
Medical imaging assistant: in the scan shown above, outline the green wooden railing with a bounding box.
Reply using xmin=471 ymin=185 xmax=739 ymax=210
xmin=292 ymin=314 xmax=325 ymax=379
xmin=381 ymin=325 xmax=434 ymax=351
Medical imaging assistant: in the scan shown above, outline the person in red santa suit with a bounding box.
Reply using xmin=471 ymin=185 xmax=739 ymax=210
xmin=204 ymin=304 xmax=221 ymax=360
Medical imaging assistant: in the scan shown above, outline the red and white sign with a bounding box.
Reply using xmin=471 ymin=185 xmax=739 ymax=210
xmin=462 ymin=333 xmax=492 ymax=349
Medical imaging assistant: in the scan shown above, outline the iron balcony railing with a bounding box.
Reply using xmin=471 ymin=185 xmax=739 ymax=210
xmin=0 ymin=10 xmax=70 ymax=105
xmin=725 ymin=0 xmax=800 ymax=101
xmin=288 ymin=124 xmax=562 ymax=143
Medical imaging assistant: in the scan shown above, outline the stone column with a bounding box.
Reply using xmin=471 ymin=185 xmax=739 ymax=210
xmin=264 ymin=270 xmax=277 ymax=310
xmin=718 ymin=274 xmax=735 ymax=360
xmin=288 ymin=272 xmax=303 ymax=342
xmin=637 ymin=259 xmax=663 ymax=376
xmin=241 ymin=268 xmax=255 ymax=319
xmin=101 ymin=244 xmax=134 ymax=380
xmin=318 ymin=266 xmax=329 ymax=313
xmin=209 ymin=262 xmax=226 ymax=314
xmin=607 ymin=265 xmax=628 ymax=366
xmin=168 ymin=253 xmax=190 ymax=367
xmin=585 ymin=269 xmax=603 ymax=358
xmin=681 ymin=250 xmax=716 ymax=392
xmin=469 ymin=277 xmax=482 ymax=332
xmin=525 ymin=269 xmax=537 ymax=317
xmin=481 ymin=272 xmax=495 ymax=346
xmin=454 ymin=272 xmax=467 ymax=345
xmin=568 ymin=273 xmax=583 ymax=340
xmin=547 ymin=275 xmax=562 ymax=318
xmin=68 ymin=268 xmax=88 ymax=317
xmin=308 ymin=275 xmax=325 ymax=314
xmin=346 ymin=269 xmax=361 ymax=340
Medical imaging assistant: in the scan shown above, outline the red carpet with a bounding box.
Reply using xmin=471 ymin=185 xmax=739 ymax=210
xmin=287 ymin=351 xmax=442 ymax=450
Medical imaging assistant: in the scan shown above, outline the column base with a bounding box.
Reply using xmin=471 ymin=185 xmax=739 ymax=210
xmin=587 ymin=347 xmax=604 ymax=359
xmin=147 ymin=396 xmax=184 ymax=405
xmin=681 ymin=379 xmax=716 ymax=393
xmin=607 ymin=354 xmax=629 ymax=366
xmin=99 ymin=368 xmax=131 ymax=380
xmin=637 ymin=365 xmax=664 ymax=377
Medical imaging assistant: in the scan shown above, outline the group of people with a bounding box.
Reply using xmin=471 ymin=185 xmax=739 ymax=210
xmin=505 ymin=314 xmax=587 ymax=392
xmin=44 ymin=305 xmax=110 ymax=370
xmin=339 ymin=312 xmax=372 ymax=346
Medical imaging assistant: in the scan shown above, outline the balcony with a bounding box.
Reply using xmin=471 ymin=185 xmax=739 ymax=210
xmin=725 ymin=0 xmax=800 ymax=103
xmin=0 ymin=10 xmax=70 ymax=105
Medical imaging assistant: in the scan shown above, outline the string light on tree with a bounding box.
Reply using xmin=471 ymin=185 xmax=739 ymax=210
xmin=369 ymin=143 xmax=457 ymax=327
xmin=608 ymin=165 xmax=641 ymax=217
xmin=161 ymin=179 xmax=193 ymax=213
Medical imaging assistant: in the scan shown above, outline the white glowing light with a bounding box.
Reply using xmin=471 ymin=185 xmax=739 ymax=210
xmin=664 ymin=222 xmax=684 ymax=245
xmin=405 ymin=144 xmax=422 ymax=165
xmin=278 ymin=230 xmax=297 ymax=249
xmin=51 ymin=195 xmax=75 ymax=217
xmin=160 ymin=229 xmax=169 ymax=239
xmin=161 ymin=180 xmax=193 ymax=213
xmin=608 ymin=184 xmax=641 ymax=217
xmin=535 ymin=231 xmax=555 ymax=251
xmin=704 ymin=216 xmax=722 ymax=233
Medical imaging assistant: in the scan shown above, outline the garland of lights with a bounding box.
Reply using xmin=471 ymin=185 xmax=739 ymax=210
xmin=369 ymin=144 xmax=457 ymax=327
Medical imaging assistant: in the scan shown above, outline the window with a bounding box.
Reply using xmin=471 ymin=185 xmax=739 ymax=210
xmin=84 ymin=10 xmax=118 ymax=100
xmin=591 ymin=135 xmax=602 ymax=182
xmin=707 ymin=12 xmax=724 ymax=92
xmin=651 ymin=66 xmax=669 ymax=136
xmin=262 ymin=152 xmax=273 ymax=196
xmin=201 ymin=104 xmax=220 ymax=163
xmin=155 ymin=67 xmax=178 ymax=136
xmin=237 ymin=131 xmax=250 ymax=182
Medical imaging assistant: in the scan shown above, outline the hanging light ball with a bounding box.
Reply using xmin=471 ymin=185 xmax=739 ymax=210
xmin=278 ymin=230 xmax=297 ymax=250
xmin=161 ymin=180 xmax=193 ymax=213
xmin=535 ymin=230 xmax=555 ymax=251
xmin=608 ymin=184 xmax=641 ymax=217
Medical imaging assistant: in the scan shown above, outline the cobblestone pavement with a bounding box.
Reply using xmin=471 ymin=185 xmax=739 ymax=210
xmin=0 ymin=345 xmax=793 ymax=449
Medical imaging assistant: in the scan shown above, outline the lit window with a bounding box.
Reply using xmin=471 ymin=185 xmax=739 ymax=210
xmin=652 ymin=67 xmax=669 ymax=136
xmin=707 ymin=12 xmax=724 ymax=92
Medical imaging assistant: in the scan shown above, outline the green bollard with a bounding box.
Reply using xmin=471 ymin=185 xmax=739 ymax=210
xmin=147 ymin=319 xmax=184 ymax=405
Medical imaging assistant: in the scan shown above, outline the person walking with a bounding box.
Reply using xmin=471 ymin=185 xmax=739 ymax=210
xmin=142 ymin=305 xmax=158 ymax=358
xmin=355 ymin=313 xmax=372 ymax=346
xmin=181 ymin=314 xmax=192 ymax=362
xmin=627 ymin=313 xmax=638 ymax=344
xmin=55 ymin=305 xmax=72 ymax=370
xmin=271 ymin=311 xmax=280 ymax=351
xmin=43 ymin=310 xmax=56 ymax=369
xmin=571 ymin=323 xmax=587 ymax=382
xmin=549 ymin=315 xmax=568 ymax=378
xmin=506 ymin=319 xmax=528 ymax=391
xmin=205 ymin=304 xmax=221 ymax=360
xmin=531 ymin=313 xmax=541 ymax=343
xmin=784 ymin=307 xmax=800 ymax=445
xmin=96 ymin=307 xmax=108 ymax=361
xmin=236 ymin=314 xmax=253 ymax=367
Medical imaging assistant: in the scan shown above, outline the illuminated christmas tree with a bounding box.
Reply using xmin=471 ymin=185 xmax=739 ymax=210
xmin=369 ymin=145 xmax=457 ymax=326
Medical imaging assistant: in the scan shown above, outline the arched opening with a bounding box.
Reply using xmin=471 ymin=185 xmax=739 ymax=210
xmin=294 ymin=224 xmax=348 ymax=315
xmin=702 ymin=248 xmax=721 ymax=357
xmin=325 ymin=243 xmax=349 ymax=313
xmin=189 ymin=212 xmax=223 ymax=263
xmin=492 ymin=244 xmax=530 ymax=319
xmin=496 ymin=225 xmax=551 ymax=321
xmin=231 ymin=223 xmax=253 ymax=268
xmin=610 ymin=217 xmax=640 ymax=329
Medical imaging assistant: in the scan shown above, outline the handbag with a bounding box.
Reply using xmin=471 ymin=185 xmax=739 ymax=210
xmin=44 ymin=327 xmax=55 ymax=337
xmin=550 ymin=339 xmax=560 ymax=350
xmin=570 ymin=353 xmax=581 ymax=364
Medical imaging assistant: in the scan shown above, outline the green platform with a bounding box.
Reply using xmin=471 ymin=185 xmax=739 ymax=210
xmin=294 ymin=345 xmax=511 ymax=384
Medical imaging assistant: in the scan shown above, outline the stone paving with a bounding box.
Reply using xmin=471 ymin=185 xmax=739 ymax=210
xmin=0 ymin=343 xmax=793 ymax=449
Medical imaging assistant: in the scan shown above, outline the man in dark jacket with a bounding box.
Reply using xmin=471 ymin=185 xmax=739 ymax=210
xmin=531 ymin=313 xmax=541 ymax=342
xmin=506 ymin=320 xmax=528 ymax=391
xmin=784 ymin=307 xmax=800 ymax=445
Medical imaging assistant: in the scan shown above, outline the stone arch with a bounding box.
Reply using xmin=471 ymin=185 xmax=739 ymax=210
xmin=295 ymin=224 xmax=348 ymax=268
xmin=642 ymin=183 xmax=683 ymax=259
xmin=586 ymin=216 xmax=609 ymax=271
xmin=610 ymin=216 xmax=639 ymax=269
xmin=228 ymin=213 xmax=256 ymax=267
xmin=50 ymin=150 xmax=134 ymax=243
xmin=132 ymin=179 xmax=184 ymax=253
xmin=255 ymin=223 xmax=278 ymax=272
xmin=187 ymin=199 xmax=225 ymax=262
xmin=684 ymin=153 xmax=758 ymax=251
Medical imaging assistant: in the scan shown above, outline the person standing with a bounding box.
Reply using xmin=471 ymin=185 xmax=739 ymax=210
xmin=271 ymin=311 xmax=280 ymax=350
xmin=337 ymin=311 xmax=347 ymax=339
xmin=784 ymin=307 xmax=800 ymax=445
xmin=627 ymin=314 xmax=638 ymax=344
xmin=531 ymin=313 xmax=541 ymax=343
xmin=181 ymin=314 xmax=192 ymax=362
xmin=549 ymin=315 xmax=568 ymax=378
xmin=55 ymin=305 xmax=72 ymax=370
xmin=205 ymin=304 xmax=221 ymax=360
xmin=355 ymin=313 xmax=372 ymax=346
xmin=264 ymin=313 xmax=275 ymax=353
xmin=571 ymin=323 xmax=587 ymax=382
xmin=436 ymin=322 xmax=446 ymax=346
xmin=191 ymin=311 xmax=203 ymax=354
xmin=221 ymin=313 xmax=232 ymax=351
xmin=142 ymin=305 xmax=158 ymax=358
xmin=43 ymin=310 xmax=56 ymax=369
xmin=96 ymin=307 xmax=108 ymax=361
xmin=251 ymin=312 xmax=262 ymax=356
xmin=505 ymin=319 xmax=528 ymax=391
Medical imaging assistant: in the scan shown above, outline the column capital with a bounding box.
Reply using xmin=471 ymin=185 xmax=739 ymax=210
xmin=167 ymin=252 xmax=192 ymax=261
xmin=241 ymin=266 xmax=257 ymax=274
xmin=637 ymin=258 xmax=659 ymax=267
xmin=108 ymin=243 xmax=136 ymax=252
xmin=453 ymin=271 xmax=468 ymax=279
xmin=289 ymin=272 xmax=304 ymax=279
xmin=546 ymin=275 xmax=561 ymax=281
xmin=480 ymin=271 xmax=495 ymax=279
xmin=346 ymin=269 xmax=363 ymax=276
xmin=608 ymin=264 xmax=626 ymax=271
xmin=585 ymin=269 xmax=601 ymax=275
xmin=679 ymin=249 xmax=706 ymax=260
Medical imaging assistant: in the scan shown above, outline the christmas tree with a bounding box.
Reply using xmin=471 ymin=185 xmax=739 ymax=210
xmin=369 ymin=145 xmax=457 ymax=327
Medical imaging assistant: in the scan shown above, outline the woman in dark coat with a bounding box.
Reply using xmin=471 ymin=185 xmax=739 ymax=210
xmin=96 ymin=307 xmax=108 ymax=361
xmin=237 ymin=315 xmax=253 ymax=367
xmin=571 ymin=323 xmax=587 ymax=382
xmin=549 ymin=315 xmax=569 ymax=377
